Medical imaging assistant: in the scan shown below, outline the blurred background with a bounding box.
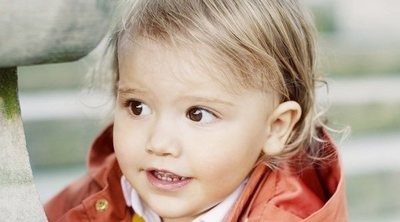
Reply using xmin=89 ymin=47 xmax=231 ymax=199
xmin=16 ymin=0 xmax=400 ymax=221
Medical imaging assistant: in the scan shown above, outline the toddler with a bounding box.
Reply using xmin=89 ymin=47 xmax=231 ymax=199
xmin=45 ymin=0 xmax=347 ymax=221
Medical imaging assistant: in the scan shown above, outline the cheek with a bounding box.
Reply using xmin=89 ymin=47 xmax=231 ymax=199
xmin=187 ymin=126 xmax=264 ymax=181
xmin=188 ymin=136 xmax=260 ymax=199
xmin=113 ymin=115 xmax=145 ymax=168
xmin=113 ymin=125 xmax=133 ymax=168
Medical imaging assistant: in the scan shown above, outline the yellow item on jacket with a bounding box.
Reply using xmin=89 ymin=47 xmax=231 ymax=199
xmin=132 ymin=214 xmax=145 ymax=222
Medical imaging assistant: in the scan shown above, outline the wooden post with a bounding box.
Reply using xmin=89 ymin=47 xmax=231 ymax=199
xmin=0 ymin=0 xmax=114 ymax=220
xmin=0 ymin=67 xmax=47 ymax=221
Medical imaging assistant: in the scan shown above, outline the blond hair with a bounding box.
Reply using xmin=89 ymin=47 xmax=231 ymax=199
xmin=104 ymin=0 xmax=330 ymax=168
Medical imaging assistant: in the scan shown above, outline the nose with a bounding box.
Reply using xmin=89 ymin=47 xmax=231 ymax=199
xmin=145 ymin=116 xmax=181 ymax=157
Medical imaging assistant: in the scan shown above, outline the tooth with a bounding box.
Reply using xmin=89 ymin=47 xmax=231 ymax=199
xmin=152 ymin=170 xmax=188 ymax=182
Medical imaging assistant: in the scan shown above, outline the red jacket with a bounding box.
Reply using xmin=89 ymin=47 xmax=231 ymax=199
xmin=44 ymin=125 xmax=347 ymax=221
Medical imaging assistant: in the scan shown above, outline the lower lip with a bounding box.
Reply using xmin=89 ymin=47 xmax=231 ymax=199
xmin=146 ymin=171 xmax=192 ymax=191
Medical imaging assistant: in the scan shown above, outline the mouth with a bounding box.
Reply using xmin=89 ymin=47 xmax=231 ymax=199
xmin=146 ymin=168 xmax=192 ymax=191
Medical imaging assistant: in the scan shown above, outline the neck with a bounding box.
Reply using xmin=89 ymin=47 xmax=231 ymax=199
xmin=162 ymin=218 xmax=192 ymax=222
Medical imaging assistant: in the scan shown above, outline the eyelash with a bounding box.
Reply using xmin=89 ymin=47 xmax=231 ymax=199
xmin=186 ymin=106 xmax=219 ymax=124
xmin=123 ymin=99 xmax=151 ymax=117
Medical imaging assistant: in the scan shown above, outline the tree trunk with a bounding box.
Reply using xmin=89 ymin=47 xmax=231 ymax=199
xmin=0 ymin=67 xmax=47 ymax=221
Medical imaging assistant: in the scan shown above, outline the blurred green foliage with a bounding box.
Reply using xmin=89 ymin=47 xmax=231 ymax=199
xmin=25 ymin=118 xmax=103 ymax=169
xmin=310 ymin=5 xmax=337 ymax=33
xmin=320 ymin=45 xmax=400 ymax=77
xmin=310 ymin=4 xmax=400 ymax=77
xmin=329 ymin=104 xmax=400 ymax=136
xmin=347 ymin=171 xmax=400 ymax=221
xmin=18 ymin=61 xmax=87 ymax=91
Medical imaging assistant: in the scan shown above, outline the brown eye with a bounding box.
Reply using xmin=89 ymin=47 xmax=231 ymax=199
xmin=186 ymin=107 xmax=217 ymax=123
xmin=187 ymin=108 xmax=202 ymax=122
xmin=129 ymin=100 xmax=151 ymax=116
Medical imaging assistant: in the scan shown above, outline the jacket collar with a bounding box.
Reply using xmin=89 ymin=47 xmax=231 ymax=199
xmin=226 ymin=128 xmax=347 ymax=221
xmin=85 ymin=124 xmax=130 ymax=220
xmin=87 ymin=124 xmax=115 ymax=186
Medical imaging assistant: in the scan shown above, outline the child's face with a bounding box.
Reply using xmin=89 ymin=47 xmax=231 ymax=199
xmin=114 ymin=38 xmax=275 ymax=221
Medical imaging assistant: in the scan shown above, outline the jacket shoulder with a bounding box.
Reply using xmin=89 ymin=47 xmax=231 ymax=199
xmin=44 ymin=125 xmax=132 ymax=221
xmin=44 ymin=172 xmax=101 ymax=221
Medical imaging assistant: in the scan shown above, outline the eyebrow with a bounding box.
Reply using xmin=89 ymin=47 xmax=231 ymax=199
xmin=117 ymin=87 xmax=147 ymax=94
xmin=117 ymin=87 xmax=234 ymax=106
xmin=182 ymin=95 xmax=234 ymax=106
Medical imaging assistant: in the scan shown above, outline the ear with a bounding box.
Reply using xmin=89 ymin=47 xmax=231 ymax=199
xmin=263 ymin=101 xmax=302 ymax=156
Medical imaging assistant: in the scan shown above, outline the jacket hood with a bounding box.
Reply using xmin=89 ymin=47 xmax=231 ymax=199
xmin=226 ymin=128 xmax=348 ymax=221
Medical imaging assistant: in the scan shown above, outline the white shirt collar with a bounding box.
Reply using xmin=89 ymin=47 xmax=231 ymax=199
xmin=121 ymin=176 xmax=247 ymax=222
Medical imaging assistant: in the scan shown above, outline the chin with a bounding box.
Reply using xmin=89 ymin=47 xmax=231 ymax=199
xmin=154 ymin=205 xmax=191 ymax=218
xmin=148 ymin=200 xmax=197 ymax=220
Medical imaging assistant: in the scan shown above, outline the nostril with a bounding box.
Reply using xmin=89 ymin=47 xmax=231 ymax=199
xmin=145 ymin=146 xmax=154 ymax=154
xmin=146 ymin=148 xmax=172 ymax=157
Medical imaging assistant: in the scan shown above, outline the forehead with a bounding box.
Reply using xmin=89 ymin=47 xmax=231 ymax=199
xmin=117 ymin=35 xmax=244 ymax=94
